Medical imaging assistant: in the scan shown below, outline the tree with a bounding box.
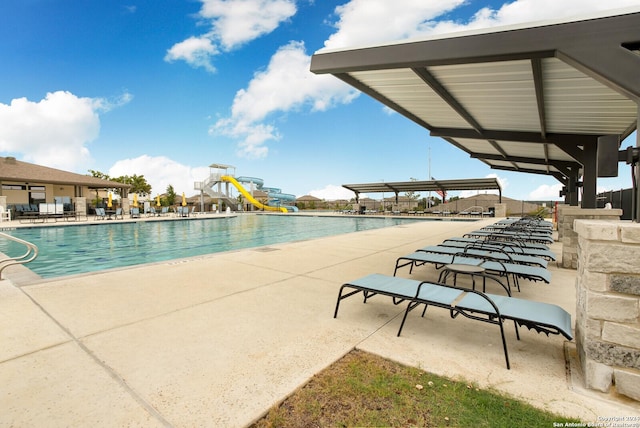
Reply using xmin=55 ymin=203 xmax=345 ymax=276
xmin=126 ymin=174 xmax=152 ymax=196
xmin=88 ymin=169 xmax=110 ymax=180
xmin=165 ymin=185 xmax=177 ymax=206
xmin=404 ymin=177 xmax=420 ymax=203
xmin=111 ymin=175 xmax=151 ymax=198
xmin=417 ymin=197 xmax=427 ymax=210
xmin=88 ymin=170 xmax=113 ymax=204
xmin=89 ymin=170 xmax=152 ymax=199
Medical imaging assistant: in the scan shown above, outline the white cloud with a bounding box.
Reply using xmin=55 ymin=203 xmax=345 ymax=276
xmin=0 ymin=91 xmax=131 ymax=172
xmin=324 ymin=0 xmax=465 ymax=50
xmin=200 ymin=0 xmax=297 ymax=50
xmin=165 ymin=0 xmax=296 ymax=71
xmin=211 ymin=41 xmax=357 ymax=158
xmin=382 ymin=106 xmax=396 ymax=116
xmin=308 ymin=184 xmax=357 ymax=201
xmin=109 ymin=155 xmax=210 ymax=197
xmin=164 ymin=36 xmax=219 ymax=73
xmin=415 ymin=0 xmax=640 ymax=37
xmin=323 ymin=0 xmax=625 ymax=51
xmin=529 ymin=183 xmax=563 ymax=200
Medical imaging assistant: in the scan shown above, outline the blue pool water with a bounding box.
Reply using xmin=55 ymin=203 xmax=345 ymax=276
xmin=1 ymin=215 xmax=425 ymax=279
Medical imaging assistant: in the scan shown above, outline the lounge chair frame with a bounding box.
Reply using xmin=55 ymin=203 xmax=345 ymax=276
xmin=436 ymin=261 xmax=512 ymax=296
xmin=418 ymin=244 xmax=548 ymax=268
xmin=334 ymin=274 xmax=573 ymax=370
xmin=394 ymin=250 xmax=552 ymax=293
xmin=130 ymin=207 xmax=141 ymax=218
xmin=95 ymin=207 xmax=106 ymax=220
xmin=442 ymin=237 xmax=555 ymax=260
xmin=464 ymin=229 xmax=553 ymax=244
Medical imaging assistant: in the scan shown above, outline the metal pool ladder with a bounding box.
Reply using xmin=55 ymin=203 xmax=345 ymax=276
xmin=0 ymin=232 xmax=38 ymax=279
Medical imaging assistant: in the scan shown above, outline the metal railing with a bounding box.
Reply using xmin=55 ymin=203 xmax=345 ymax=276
xmin=0 ymin=232 xmax=38 ymax=279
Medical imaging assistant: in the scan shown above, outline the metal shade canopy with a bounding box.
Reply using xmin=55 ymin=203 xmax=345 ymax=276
xmin=311 ymin=8 xmax=640 ymax=215
xmin=343 ymin=178 xmax=501 ymax=203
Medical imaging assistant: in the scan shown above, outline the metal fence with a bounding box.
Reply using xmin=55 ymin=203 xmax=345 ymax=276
xmin=597 ymin=188 xmax=634 ymax=220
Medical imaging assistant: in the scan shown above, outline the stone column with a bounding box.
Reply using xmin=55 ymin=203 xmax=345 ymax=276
xmin=574 ymin=220 xmax=640 ymax=402
xmin=0 ymin=196 xmax=7 ymax=221
xmin=121 ymin=198 xmax=130 ymax=214
xmin=493 ymin=203 xmax=507 ymax=218
xmin=75 ymin=197 xmax=87 ymax=217
xmin=556 ymin=204 xmax=567 ymax=239
xmin=558 ymin=207 xmax=622 ymax=269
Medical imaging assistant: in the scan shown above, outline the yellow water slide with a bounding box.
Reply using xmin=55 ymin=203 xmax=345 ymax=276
xmin=221 ymin=175 xmax=288 ymax=213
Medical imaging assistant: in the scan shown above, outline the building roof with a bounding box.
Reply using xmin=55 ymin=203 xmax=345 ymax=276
xmin=343 ymin=178 xmax=501 ymax=201
xmin=311 ymin=8 xmax=640 ymax=211
xmin=0 ymin=157 xmax=129 ymax=189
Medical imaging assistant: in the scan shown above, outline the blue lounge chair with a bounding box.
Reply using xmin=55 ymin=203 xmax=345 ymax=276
xmin=130 ymin=207 xmax=141 ymax=218
xmin=497 ymin=217 xmax=553 ymax=229
xmin=482 ymin=223 xmax=553 ymax=235
xmin=418 ymin=245 xmax=548 ymax=268
xmin=95 ymin=207 xmax=106 ymax=220
xmin=393 ymin=251 xmax=551 ymax=292
xmin=334 ymin=274 xmax=573 ymax=369
xmin=444 ymin=236 xmax=552 ymax=251
xmin=440 ymin=238 xmax=556 ymax=261
xmin=464 ymin=229 xmax=554 ymax=244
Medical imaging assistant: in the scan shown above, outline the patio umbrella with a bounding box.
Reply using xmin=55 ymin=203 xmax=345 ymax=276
xmin=156 ymin=195 xmax=161 ymax=207
xmin=107 ymin=192 xmax=113 ymax=208
xmin=182 ymin=192 xmax=187 ymax=207
xmin=133 ymin=193 xmax=138 ymax=207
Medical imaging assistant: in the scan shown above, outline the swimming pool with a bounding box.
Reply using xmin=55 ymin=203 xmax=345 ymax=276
xmin=1 ymin=215 xmax=428 ymax=279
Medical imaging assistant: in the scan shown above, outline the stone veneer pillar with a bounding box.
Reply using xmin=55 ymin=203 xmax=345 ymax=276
xmin=558 ymin=207 xmax=622 ymax=269
xmin=556 ymin=204 xmax=567 ymax=240
xmin=574 ymin=220 xmax=640 ymax=402
xmin=121 ymin=198 xmax=130 ymax=214
xmin=493 ymin=203 xmax=507 ymax=218
xmin=74 ymin=197 xmax=87 ymax=217
xmin=0 ymin=196 xmax=7 ymax=222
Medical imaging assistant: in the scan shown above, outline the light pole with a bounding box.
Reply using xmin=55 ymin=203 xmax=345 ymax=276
xmin=428 ymin=145 xmax=432 ymax=208
xmin=380 ymin=179 xmax=385 ymax=214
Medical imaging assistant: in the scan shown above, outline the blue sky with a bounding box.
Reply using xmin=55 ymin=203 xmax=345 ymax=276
xmin=0 ymin=0 xmax=637 ymax=201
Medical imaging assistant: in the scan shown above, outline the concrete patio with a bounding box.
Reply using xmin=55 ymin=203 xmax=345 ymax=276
xmin=1 ymin=215 xmax=638 ymax=427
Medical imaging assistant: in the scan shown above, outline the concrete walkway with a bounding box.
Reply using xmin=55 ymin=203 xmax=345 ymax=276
xmin=1 ymin=215 xmax=638 ymax=427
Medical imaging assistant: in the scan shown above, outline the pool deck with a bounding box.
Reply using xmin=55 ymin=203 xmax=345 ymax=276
xmin=1 ymin=213 xmax=638 ymax=426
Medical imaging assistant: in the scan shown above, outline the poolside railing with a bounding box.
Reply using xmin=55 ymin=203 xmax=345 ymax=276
xmin=0 ymin=232 xmax=38 ymax=279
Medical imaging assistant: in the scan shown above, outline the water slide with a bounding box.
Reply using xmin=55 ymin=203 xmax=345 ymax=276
xmin=235 ymin=176 xmax=297 ymax=212
xmin=221 ymin=176 xmax=288 ymax=213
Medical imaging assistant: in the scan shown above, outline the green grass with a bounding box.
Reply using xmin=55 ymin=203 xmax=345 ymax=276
xmin=251 ymin=349 xmax=581 ymax=427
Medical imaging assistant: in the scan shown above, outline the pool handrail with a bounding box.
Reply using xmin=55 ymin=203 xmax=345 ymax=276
xmin=0 ymin=232 xmax=39 ymax=279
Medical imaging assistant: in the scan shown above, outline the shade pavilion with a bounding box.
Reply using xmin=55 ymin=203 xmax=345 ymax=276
xmin=311 ymin=7 xmax=640 ymax=220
